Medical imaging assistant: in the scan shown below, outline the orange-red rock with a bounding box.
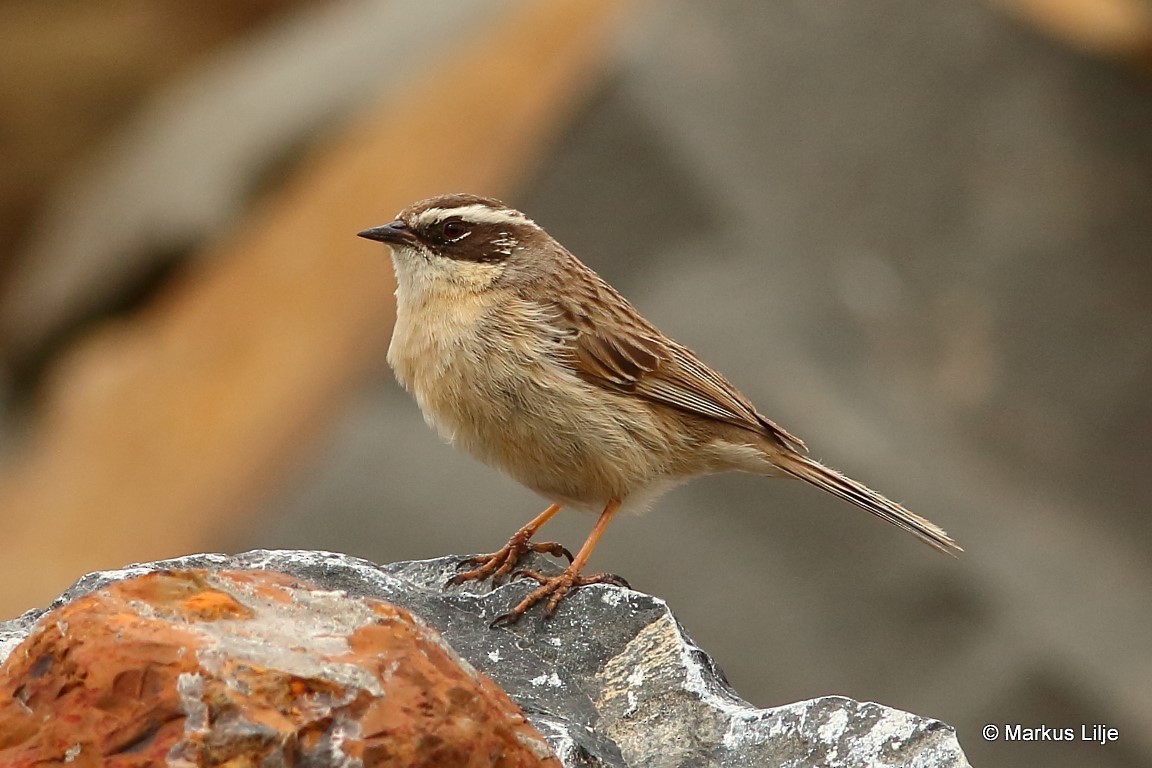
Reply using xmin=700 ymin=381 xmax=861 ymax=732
xmin=0 ymin=569 xmax=558 ymax=767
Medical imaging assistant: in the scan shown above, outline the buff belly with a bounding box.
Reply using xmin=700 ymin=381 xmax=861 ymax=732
xmin=388 ymin=294 xmax=691 ymax=511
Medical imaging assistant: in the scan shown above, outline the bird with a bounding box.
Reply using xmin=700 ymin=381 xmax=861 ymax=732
xmin=357 ymin=193 xmax=960 ymax=623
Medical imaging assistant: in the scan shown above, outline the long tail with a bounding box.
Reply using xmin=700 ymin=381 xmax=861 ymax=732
xmin=773 ymin=452 xmax=961 ymax=555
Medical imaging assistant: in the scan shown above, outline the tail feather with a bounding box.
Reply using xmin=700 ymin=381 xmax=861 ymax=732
xmin=774 ymin=452 xmax=961 ymax=555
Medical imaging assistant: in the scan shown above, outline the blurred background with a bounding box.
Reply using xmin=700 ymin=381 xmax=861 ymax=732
xmin=1 ymin=0 xmax=1151 ymax=765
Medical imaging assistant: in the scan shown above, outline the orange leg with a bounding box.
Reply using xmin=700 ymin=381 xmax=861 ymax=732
xmin=448 ymin=503 xmax=570 ymax=587
xmin=494 ymin=498 xmax=627 ymax=624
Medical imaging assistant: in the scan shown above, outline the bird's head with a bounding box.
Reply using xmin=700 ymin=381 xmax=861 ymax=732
xmin=358 ymin=194 xmax=555 ymax=293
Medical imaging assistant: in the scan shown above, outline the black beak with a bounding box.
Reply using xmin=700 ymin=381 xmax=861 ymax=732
xmin=357 ymin=220 xmax=417 ymax=246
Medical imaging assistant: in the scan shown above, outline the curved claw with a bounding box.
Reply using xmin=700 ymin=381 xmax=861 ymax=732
xmin=589 ymin=572 xmax=631 ymax=589
xmin=529 ymin=542 xmax=574 ymax=563
xmin=488 ymin=610 xmax=523 ymax=629
xmin=446 ymin=570 xmax=476 ymax=587
xmin=452 ymin=556 xmax=486 ymax=571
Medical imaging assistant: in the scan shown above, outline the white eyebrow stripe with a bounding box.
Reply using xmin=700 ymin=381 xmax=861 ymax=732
xmin=412 ymin=204 xmax=532 ymax=228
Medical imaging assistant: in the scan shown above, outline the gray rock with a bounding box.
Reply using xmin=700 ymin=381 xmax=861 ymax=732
xmin=0 ymin=550 xmax=970 ymax=767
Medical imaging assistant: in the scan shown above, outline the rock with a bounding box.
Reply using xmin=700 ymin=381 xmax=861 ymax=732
xmin=0 ymin=550 xmax=971 ymax=767
xmin=0 ymin=567 xmax=556 ymax=767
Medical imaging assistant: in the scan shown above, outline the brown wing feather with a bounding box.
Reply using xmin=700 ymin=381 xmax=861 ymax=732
xmin=544 ymin=262 xmax=806 ymax=453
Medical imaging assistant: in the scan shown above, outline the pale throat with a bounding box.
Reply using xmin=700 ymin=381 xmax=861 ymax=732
xmin=389 ymin=248 xmax=504 ymax=302
xmin=388 ymin=249 xmax=505 ymax=386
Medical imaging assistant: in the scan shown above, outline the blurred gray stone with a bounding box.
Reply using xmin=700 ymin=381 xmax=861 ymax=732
xmin=0 ymin=549 xmax=970 ymax=768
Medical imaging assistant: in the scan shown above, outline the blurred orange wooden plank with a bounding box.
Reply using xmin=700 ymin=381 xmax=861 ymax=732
xmin=0 ymin=0 xmax=633 ymax=618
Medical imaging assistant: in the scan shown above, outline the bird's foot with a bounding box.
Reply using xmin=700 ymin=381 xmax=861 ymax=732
xmin=489 ymin=568 xmax=631 ymax=626
xmin=448 ymin=534 xmax=572 ymax=588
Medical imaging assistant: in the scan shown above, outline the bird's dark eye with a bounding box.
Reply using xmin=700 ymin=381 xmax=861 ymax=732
xmin=441 ymin=219 xmax=469 ymax=240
